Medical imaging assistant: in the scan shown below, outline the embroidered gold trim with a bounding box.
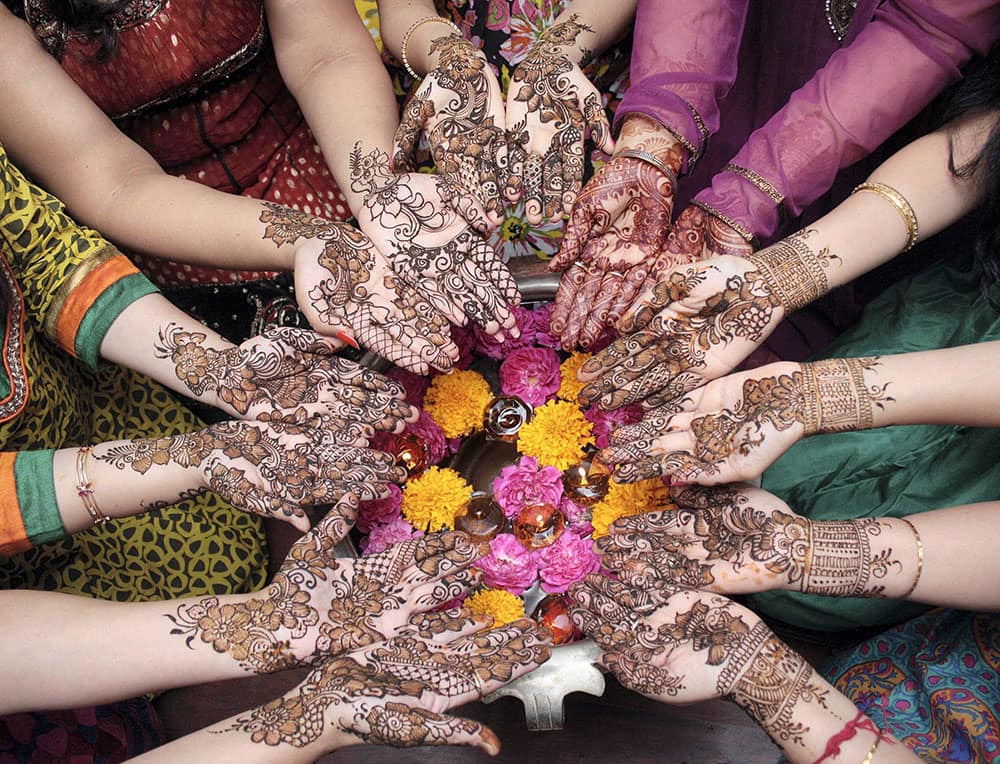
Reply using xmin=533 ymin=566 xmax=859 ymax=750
xmin=0 ymin=258 xmax=29 ymax=423
xmin=723 ymin=164 xmax=784 ymax=204
xmin=688 ymin=200 xmax=755 ymax=244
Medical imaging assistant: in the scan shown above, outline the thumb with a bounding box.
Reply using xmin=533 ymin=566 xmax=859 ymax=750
xmin=392 ymin=92 xmax=432 ymax=172
xmin=419 ymin=710 xmax=502 ymax=756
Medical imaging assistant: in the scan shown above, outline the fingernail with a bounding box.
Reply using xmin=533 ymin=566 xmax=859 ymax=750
xmin=335 ymin=331 xmax=360 ymax=350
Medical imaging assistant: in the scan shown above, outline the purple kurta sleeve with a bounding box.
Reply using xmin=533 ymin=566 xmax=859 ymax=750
xmin=692 ymin=0 xmax=1000 ymax=242
xmin=614 ymin=0 xmax=749 ymax=173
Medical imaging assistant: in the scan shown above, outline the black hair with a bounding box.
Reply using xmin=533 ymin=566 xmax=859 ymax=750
xmin=942 ymin=44 xmax=1000 ymax=309
xmin=2 ymin=0 xmax=130 ymax=59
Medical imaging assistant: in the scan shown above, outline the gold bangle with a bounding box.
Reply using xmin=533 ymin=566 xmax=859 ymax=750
xmin=688 ymin=200 xmax=757 ymax=245
xmin=400 ymin=16 xmax=462 ymax=80
xmin=75 ymin=446 xmax=111 ymax=527
xmin=723 ymin=163 xmax=785 ymax=204
xmin=861 ymin=733 xmax=881 ymax=764
xmin=615 ymin=149 xmax=678 ymax=188
xmin=897 ymin=518 xmax=924 ymax=599
xmin=851 ymin=182 xmax=919 ymax=252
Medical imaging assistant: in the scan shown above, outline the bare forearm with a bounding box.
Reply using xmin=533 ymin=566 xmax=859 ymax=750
xmin=0 ymin=590 xmax=252 ymax=714
xmin=268 ymin=0 xmax=398 ymax=213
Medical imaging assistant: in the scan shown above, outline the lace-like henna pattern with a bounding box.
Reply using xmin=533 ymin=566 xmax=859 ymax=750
xmin=395 ymin=36 xmax=506 ymax=215
xmin=745 ymin=229 xmax=838 ymax=313
xmin=717 ymin=624 xmax=828 ymax=746
xmin=351 ymin=144 xmax=517 ymax=327
xmin=259 ymin=203 xmax=452 ymax=372
xmin=803 ymin=519 xmax=899 ymax=597
xmin=800 ymin=357 xmax=893 ymax=434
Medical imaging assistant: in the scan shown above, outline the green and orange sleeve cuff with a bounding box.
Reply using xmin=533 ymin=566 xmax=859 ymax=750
xmin=42 ymin=245 xmax=158 ymax=370
xmin=0 ymin=450 xmax=64 ymax=556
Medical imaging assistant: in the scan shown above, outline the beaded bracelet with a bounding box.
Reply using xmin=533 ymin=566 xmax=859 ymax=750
xmin=852 ymin=182 xmax=919 ymax=252
xmin=76 ymin=446 xmax=111 ymax=527
xmin=400 ymin=16 xmax=463 ymax=80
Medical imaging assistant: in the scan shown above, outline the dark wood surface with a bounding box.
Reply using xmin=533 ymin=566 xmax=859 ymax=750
xmin=155 ymin=665 xmax=782 ymax=764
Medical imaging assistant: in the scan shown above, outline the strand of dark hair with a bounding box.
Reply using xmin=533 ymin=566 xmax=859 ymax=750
xmin=941 ymin=44 xmax=1000 ymax=310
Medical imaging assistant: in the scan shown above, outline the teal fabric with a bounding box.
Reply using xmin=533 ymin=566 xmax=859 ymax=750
xmin=14 ymin=450 xmax=64 ymax=546
xmin=752 ymin=257 xmax=1000 ymax=631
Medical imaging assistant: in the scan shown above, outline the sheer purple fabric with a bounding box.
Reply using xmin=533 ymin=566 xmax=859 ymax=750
xmin=618 ymin=0 xmax=1000 ymax=242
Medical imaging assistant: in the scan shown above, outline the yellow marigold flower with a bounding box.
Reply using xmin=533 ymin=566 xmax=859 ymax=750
xmin=401 ymin=466 xmax=472 ymax=532
xmin=591 ymin=478 xmax=675 ymax=538
xmin=517 ymin=399 xmax=594 ymax=471
xmin=423 ymin=369 xmax=493 ymax=439
xmin=466 ymin=587 xmax=525 ymax=628
xmin=557 ymin=352 xmax=592 ymax=403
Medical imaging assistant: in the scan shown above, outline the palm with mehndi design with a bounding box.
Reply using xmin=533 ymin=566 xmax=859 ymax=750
xmin=258 ymin=203 xmax=458 ymax=376
xmin=393 ymin=34 xmax=508 ymax=222
xmin=600 ymin=356 xmax=892 ymax=485
xmin=505 ymin=15 xmax=614 ymax=225
xmin=157 ymin=323 xmax=414 ymax=436
xmin=551 ymin=116 xmax=683 ymax=351
xmin=98 ymin=414 xmax=408 ymax=531
xmin=351 ymin=144 xmax=520 ymax=339
xmin=168 ymin=516 xmax=487 ymax=674
xmin=570 ymin=576 xmax=829 ymax=748
xmin=577 ymin=229 xmax=837 ymax=411
xmin=224 ymin=612 xmax=551 ymax=755
xmin=596 ymin=484 xmax=813 ymax=594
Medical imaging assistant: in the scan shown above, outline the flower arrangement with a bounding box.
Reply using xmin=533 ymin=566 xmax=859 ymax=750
xmin=355 ymin=301 xmax=675 ymax=644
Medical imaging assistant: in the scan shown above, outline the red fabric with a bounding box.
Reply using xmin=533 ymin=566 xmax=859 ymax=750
xmin=31 ymin=0 xmax=352 ymax=287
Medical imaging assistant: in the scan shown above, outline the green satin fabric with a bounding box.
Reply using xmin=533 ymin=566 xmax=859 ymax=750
xmin=751 ymin=256 xmax=1000 ymax=631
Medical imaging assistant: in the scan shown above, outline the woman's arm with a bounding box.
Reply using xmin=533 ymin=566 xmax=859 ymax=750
xmin=0 ymin=529 xmax=482 ymax=714
xmin=0 ymin=6 xmax=300 ymax=271
xmin=578 ymin=111 xmax=997 ymax=412
xmin=570 ymin=579 xmax=921 ymax=764
xmin=600 ymin=484 xmax=1000 ymax=613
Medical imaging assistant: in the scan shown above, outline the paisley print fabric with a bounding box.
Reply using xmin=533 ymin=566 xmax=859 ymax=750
xmin=824 ymin=610 xmax=1000 ymax=764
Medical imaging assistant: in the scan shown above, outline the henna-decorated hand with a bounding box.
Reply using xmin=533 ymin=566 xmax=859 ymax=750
xmin=550 ymin=116 xmax=683 ymax=350
xmin=599 ymin=484 xmax=914 ymax=600
xmin=156 ymin=323 xmax=416 ymax=435
xmin=618 ymin=205 xmax=754 ymax=327
xmin=596 ymin=484 xmax=809 ymax=594
xmin=569 ymin=575 xmax=830 ymax=748
xmin=577 ymin=229 xmax=838 ymax=411
xmin=394 ymin=34 xmax=507 ymax=223
xmin=99 ymin=414 xmax=408 ymax=531
xmin=352 ymin=144 xmax=521 ymax=339
xmin=168 ymin=516 xmax=489 ymax=673
xmin=599 ymin=356 xmax=892 ymax=484
xmin=505 ymin=15 xmax=614 ymax=225
xmin=256 ymin=203 xmax=460 ymax=375
xmin=223 ymin=612 xmax=550 ymax=754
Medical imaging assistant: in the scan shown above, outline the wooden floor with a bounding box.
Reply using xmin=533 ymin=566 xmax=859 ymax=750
xmin=155 ymin=666 xmax=782 ymax=763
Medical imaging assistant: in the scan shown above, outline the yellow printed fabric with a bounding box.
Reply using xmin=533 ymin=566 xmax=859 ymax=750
xmin=0 ymin=143 xmax=266 ymax=600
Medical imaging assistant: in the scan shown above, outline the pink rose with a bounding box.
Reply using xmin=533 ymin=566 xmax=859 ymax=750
xmin=492 ymin=456 xmax=565 ymax=519
xmin=472 ymin=306 xmax=536 ymax=359
xmin=536 ymin=530 xmax=601 ymax=594
xmin=531 ymin=303 xmax=560 ymax=349
xmin=499 ymin=346 xmax=561 ymax=407
xmin=475 ymin=533 xmax=539 ymax=595
xmin=386 ymin=367 xmax=431 ymax=408
xmin=584 ymin=404 xmax=644 ymax=449
xmin=560 ymin=496 xmax=589 ymax=524
xmin=362 ymin=516 xmax=423 ymax=555
xmin=357 ymin=484 xmax=403 ymax=533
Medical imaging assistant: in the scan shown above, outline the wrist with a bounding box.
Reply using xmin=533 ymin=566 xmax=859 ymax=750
xmin=798 ymin=357 xmax=894 ymax=436
xmin=400 ymin=16 xmax=463 ymax=77
xmin=616 ymin=114 xmax=686 ymax=173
